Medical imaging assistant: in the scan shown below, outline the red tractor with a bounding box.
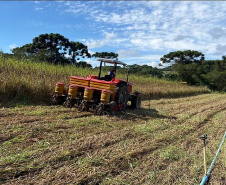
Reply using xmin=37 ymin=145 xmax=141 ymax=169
xmin=52 ymin=58 xmax=141 ymax=115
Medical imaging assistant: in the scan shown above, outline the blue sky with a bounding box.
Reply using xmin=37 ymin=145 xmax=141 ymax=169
xmin=1 ymin=1 xmax=226 ymax=67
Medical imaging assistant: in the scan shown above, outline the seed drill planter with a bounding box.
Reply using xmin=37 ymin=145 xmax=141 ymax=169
xmin=51 ymin=58 xmax=141 ymax=115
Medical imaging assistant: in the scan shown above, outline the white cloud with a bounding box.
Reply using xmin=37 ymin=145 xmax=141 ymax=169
xmin=9 ymin=44 xmax=17 ymax=50
xmin=92 ymin=2 xmax=226 ymax=57
xmin=209 ymin=27 xmax=226 ymax=39
xmin=216 ymin=44 xmax=226 ymax=53
xmin=95 ymin=8 xmax=150 ymax=25
xmin=86 ymin=32 xmax=116 ymax=49
xmin=61 ymin=1 xmax=99 ymax=16
xmin=174 ymin=35 xmax=189 ymax=41
xmin=190 ymin=2 xmax=210 ymax=20
xmin=117 ymin=49 xmax=141 ymax=58
xmin=142 ymin=61 xmax=159 ymax=68
xmin=122 ymin=54 xmax=162 ymax=68
xmin=35 ymin=7 xmax=43 ymax=11
xmin=43 ymin=1 xmax=226 ymax=63
xmin=85 ymin=58 xmax=99 ymax=68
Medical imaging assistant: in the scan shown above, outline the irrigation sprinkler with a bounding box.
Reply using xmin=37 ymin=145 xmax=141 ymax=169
xmin=200 ymin=134 xmax=207 ymax=175
xmin=200 ymin=130 xmax=226 ymax=185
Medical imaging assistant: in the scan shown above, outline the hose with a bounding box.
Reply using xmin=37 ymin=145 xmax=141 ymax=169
xmin=200 ymin=129 xmax=226 ymax=185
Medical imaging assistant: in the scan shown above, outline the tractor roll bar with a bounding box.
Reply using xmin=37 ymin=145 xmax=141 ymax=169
xmin=96 ymin=58 xmax=127 ymax=67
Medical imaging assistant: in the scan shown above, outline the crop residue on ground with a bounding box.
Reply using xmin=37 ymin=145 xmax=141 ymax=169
xmin=0 ymin=93 xmax=226 ymax=184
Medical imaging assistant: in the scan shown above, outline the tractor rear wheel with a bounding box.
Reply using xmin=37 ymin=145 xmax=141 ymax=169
xmin=116 ymin=85 xmax=129 ymax=111
xmin=131 ymin=93 xmax=141 ymax=109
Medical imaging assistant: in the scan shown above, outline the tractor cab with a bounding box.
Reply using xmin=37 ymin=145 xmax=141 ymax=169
xmin=87 ymin=58 xmax=129 ymax=82
xmin=97 ymin=58 xmax=127 ymax=81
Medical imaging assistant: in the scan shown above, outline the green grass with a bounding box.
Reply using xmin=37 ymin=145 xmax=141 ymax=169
xmin=159 ymin=145 xmax=184 ymax=162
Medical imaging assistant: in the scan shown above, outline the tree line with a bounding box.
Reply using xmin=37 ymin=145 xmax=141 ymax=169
xmin=160 ymin=50 xmax=226 ymax=91
xmin=3 ymin=33 xmax=226 ymax=91
xmin=9 ymin=33 xmax=163 ymax=76
xmin=11 ymin=33 xmax=118 ymax=68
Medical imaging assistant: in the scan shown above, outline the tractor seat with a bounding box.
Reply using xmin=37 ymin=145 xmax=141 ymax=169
xmin=104 ymin=75 xmax=112 ymax=81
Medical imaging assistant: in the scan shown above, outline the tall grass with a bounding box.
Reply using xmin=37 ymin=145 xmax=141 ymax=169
xmin=0 ymin=54 xmax=210 ymax=103
xmin=130 ymin=75 xmax=210 ymax=99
